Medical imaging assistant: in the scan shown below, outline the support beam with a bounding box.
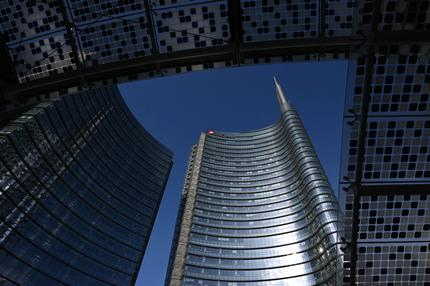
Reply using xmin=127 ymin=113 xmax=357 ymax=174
xmin=228 ymin=0 xmax=243 ymax=65
xmin=56 ymin=0 xmax=84 ymax=71
xmin=143 ymin=0 xmax=162 ymax=74
xmin=348 ymin=1 xmax=382 ymax=285
xmin=2 ymin=28 xmax=430 ymax=115
xmin=0 ymin=33 xmax=20 ymax=113
xmin=319 ymin=0 xmax=326 ymax=38
xmin=0 ymin=34 xmax=17 ymax=84
xmin=360 ymin=184 xmax=430 ymax=196
xmin=6 ymin=36 xmax=362 ymax=98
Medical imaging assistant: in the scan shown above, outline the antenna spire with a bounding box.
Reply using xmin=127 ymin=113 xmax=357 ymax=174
xmin=273 ymin=76 xmax=292 ymax=113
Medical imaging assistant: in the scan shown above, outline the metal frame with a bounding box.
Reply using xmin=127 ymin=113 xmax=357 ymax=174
xmin=319 ymin=0 xmax=326 ymax=38
xmin=143 ymin=0 xmax=162 ymax=74
xmin=345 ymin=1 xmax=430 ymax=285
xmin=360 ymin=184 xmax=430 ymax=196
xmin=347 ymin=1 xmax=381 ymax=284
xmin=57 ymin=0 xmax=84 ymax=72
xmin=5 ymin=36 xmax=361 ymax=97
xmin=3 ymin=28 xmax=430 ymax=100
xmin=227 ymin=0 xmax=243 ymax=65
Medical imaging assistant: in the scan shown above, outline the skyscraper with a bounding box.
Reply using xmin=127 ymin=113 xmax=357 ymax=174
xmin=166 ymin=79 xmax=341 ymax=285
xmin=0 ymin=86 xmax=172 ymax=285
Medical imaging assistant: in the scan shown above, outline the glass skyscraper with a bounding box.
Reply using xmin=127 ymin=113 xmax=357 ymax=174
xmin=165 ymin=79 xmax=341 ymax=286
xmin=0 ymin=86 xmax=172 ymax=285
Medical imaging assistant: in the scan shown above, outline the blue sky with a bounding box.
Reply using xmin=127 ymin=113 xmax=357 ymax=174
xmin=119 ymin=60 xmax=347 ymax=285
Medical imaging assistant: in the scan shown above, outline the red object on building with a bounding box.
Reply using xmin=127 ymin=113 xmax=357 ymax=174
xmin=208 ymin=130 xmax=214 ymax=135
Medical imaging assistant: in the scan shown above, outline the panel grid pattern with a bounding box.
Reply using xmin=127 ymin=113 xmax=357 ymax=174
xmin=77 ymin=15 xmax=152 ymax=67
xmin=341 ymin=47 xmax=430 ymax=183
xmin=325 ymin=0 xmax=354 ymax=37
xmin=378 ymin=0 xmax=430 ymax=31
xmin=356 ymin=242 xmax=430 ymax=285
xmin=66 ymin=0 xmax=145 ymax=25
xmin=340 ymin=29 xmax=430 ymax=286
xmin=355 ymin=0 xmax=430 ymax=34
xmin=343 ymin=194 xmax=430 ymax=285
xmin=357 ymin=195 xmax=430 ymax=241
xmin=241 ymin=0 xmax=319 ymax=42
xmin=154 ymin=1 xmax=229 ymax=53
xmin=0 ymin=0 xmax=355 ymax=85
xmin=0 ymin=0 xmax=64 ymax=43
xmin=9 ymin=32 xmax=76 ymax=82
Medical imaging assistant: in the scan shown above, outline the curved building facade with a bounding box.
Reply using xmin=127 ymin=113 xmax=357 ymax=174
xmin=0 ymin=86 xmax=172 ymax=285
xmin=166 ymin=80 xmax=341 ymax=285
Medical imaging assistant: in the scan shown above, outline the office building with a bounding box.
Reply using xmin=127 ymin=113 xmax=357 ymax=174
xmin=0 ymin=86 xmax=172 ymax=285
xmin=165 ymin=79 xmax=341 ymax=285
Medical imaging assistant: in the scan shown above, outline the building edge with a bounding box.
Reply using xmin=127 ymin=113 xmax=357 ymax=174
xmin=165 ymin=134 xmax=206 ymax=286
xmin=131 ymin=160 xmax=173 ymax=286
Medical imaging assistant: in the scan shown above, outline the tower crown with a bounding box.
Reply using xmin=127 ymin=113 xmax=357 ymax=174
xmin=274 ymin=77 xmax=292 ymax=113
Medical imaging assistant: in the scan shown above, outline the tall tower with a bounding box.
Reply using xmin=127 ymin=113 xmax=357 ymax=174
xmin=0 ymin=86 xmax=172 ymax=285
xmin=165 ymin=80 xmax=341 ymax=285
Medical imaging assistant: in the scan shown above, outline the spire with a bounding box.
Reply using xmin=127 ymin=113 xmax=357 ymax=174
xmin=273 ymin=76 xmax=292 ymax=113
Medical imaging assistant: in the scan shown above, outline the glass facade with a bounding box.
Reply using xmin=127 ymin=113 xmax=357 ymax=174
xmin=0 ymin=86 xmax=173 ymax=285
xmin=166 ymin=86 xmax=341 ymax=286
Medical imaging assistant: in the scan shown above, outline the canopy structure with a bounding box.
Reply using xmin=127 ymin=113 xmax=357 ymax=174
xmin=0 ymin=1 xmax=429 ymax=285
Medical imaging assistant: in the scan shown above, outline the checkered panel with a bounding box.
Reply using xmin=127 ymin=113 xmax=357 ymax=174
xmin=356 ymin=0 xmax=430 ymax=34
xmin=342 ymin=117 xmax=430 ymax=183
xmin=342 ymin=191 xmax=430 ymax=285
xmin=0 ymin=1 xmax=75 ymax=83
xmin=154 ymin=1 xmax=229 ymax=53
xmin=378 ymin=0 xmax=430 ymax=31
xmin=0 ymin=0 xmax=64 ymax=43
xmin=0 ymin=0 xmax=373 ymax=85
xmin=356 ymin=243 xmax=430 ymax=285
xmin=357 ymin=195 xmax=430 ymax=241
xmin=66 ymin=0 xmax=145 ymax=25
xmin=350 ymin=194 xmax=430 ymax=285
xmin=241 ymin=0 xmax=319 ymax=42
xmin=77 ymin=15 xmax=152 ymax=67
xmin=341 ymin=45 xmax=430 ymax=183
xmin=363 ymin=118 xmax=430 ymax=182
xmin=325 ymin=0 xmax=354 ymax=37
xmin=346 ymin=48 xmax=430 ymax=116
xmin=9 ymin=32 xmax=76 ymax=83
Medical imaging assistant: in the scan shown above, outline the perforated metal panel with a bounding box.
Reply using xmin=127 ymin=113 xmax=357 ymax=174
xmin=241 ymin=0 xmax=319 ymax=42
xmin=0 ymin=0 xmax=355 ymax=85
xmin=154 ymin=1 xmax=229 ymax=52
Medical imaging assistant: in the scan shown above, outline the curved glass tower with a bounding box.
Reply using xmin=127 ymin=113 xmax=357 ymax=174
xmin=0 ymin=86 xmax=172 ymax=286
xmin=166 ymin=79 xmax=340 ymax=285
